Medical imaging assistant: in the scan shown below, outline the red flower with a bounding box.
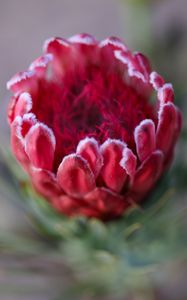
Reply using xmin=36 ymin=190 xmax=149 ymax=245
xmin=7 ymin=34 xmax=181 ymax=220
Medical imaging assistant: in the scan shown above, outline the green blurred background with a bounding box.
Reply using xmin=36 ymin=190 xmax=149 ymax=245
xmin=0 ymin=0 xmax=187 ymax=299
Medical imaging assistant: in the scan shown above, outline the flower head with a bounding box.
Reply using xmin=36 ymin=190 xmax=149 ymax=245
xmin=7 ymin=34 xmax=181 ymax=220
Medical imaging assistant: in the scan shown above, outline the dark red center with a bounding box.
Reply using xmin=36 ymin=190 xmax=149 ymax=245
xmin=31 ymin=54 xmax=156 ymax=171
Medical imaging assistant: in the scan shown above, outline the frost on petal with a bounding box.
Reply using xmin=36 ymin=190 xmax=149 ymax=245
xmin=99 ymin=36 xmax=128 ymax=51
xmin=43 ymin=37 xmax=70 ymax=54
xmin=69 ymin=33 xmax=97 ymax=45
xmin=14 ymin=92 xmax=32 ymax=118
xmin=21 ymin=113 xmax=37 ymax=137
xmin=100 ymin=139 xmax=127 ymax=193
xmin=6 ymin=70 xmax=36 ymax=93
xmin=43 ymin=37 xmax=71 ymax=78
xmin=7 ymin=95 xmax=18 ymax=124
xmin=76 ymin=137 xmax=103 ymax=177
xmin=114 ymin=50 xmax=152 ymax=97
xmin=156 ymin=103 xmax=178 ymax=155
xmin=25 ymin=123 xmax=56 ymax=170
xmin=115 ymin=50 xmax=146 ymax=82
xmin=31 ymin=168 xmax=62 ymax=199
xmin=29 ymin=54 xmax=53 ymax=71
xmin=114 ymin=49 xmax=131 ymax=67
xmin=120 ymin=147 xmax=137 ymax=180
xmin=57 ymin=154 xmax=95 ymax=198
xmin=29 ymin=54 xmax=53 ymax=78
xmin=133 ymin=52 xmax=151 ymax=79
xmin=134 ymin=119 xmax=156 ymax=162
xmin=150 ymin=71 xmax=165 ymax=90
xmin=158 ymin=83 xmax=174 ymax=105
xmin=132 ymin=150 xmax=164 ymax=194
xmin=11 ymin=116 xmax=30 ymax=170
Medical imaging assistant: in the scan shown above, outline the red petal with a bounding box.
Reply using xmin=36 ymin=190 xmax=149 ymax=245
xmin=29 ymin=54 xmax=53 ymax=77
xmin=11 ymin=117 xmax=30 ymax=170
xmin=163 ymin=108 xmax=182 ymax=168
xmin=14 ymin=92 xmax=32 ymax=118
xmin=134 ymin=119 xmax=156 ymax=162
xmin=115 ymin=50 xmax=152 ymax=98
xmin=69 ymin=33 xmax=97 ymax=45
xmin=43 ymin=37 xmax=70 ymax=54
xmin=76 ymin=137 xmax=103 ymax=177
xmin=21 ymin=113 xmax=37 ymax=137
xmin=134 ymin=52 xmax=152 ymax=79
xmin=115 ymin=50 xmax=146 ymax=82
xmin=156 ymin=103 xmax=178 ymax=155
xmin=100 ymin=139 xmax=127 ymax=193
xmin=43 ymin=37 xmax=71 ymax=78
xmin=52 ymin=195 xmax=100 ymax=218
xmin=150 ymin=71 xmax=165 ymax=90
xmin=25 ymin=123 xmax=56 ymax=170
xmin=85 ymin=187 xmax=129 ymax=219
xmin=7 ymin=95 xmax=18 ymax=124
xmin=7 ymin=70 xmax=36 ymax=93
xmin=31 ymin=168 xmax=62 ymax=199
xmin=99 ymin=36 xmax=128 ymax=51
xmin=132 ymin=150 xmax=164 ymax=194
xmin=120 ymin=147 xmax=137 ymax=179
xmin=158 ymin=83 xmax=174 ymax=104
xmin=57 ymin=154 xmax=95 ymax=197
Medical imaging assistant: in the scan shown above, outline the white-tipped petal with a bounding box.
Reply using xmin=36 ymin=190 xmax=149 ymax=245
xmin=134 ymin=119 xmax=156 ymax=162
xmin=77 ymin=137 xmax=103 ymax=177
xmin=25 ymin=122 xmax=56 ymax=170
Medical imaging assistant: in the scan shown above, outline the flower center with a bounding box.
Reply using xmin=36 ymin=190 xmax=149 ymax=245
xmin=31 ymin=64 xmax=155 ymax=171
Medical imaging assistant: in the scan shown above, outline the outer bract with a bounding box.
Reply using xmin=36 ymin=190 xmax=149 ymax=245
xmin=7 ymin=34 xmax=181 ymax=220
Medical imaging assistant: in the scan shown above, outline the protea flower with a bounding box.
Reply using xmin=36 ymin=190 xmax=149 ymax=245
xmin=7 ymin=34 xmax=181 ymax=220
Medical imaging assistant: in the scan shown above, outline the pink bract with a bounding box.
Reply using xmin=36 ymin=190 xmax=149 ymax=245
xmin=7 ymin=34 xmax=181 ymax=220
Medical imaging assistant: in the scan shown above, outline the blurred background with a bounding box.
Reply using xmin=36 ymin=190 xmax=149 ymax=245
xmin=0 ymin=0 xmax=187 ymax=299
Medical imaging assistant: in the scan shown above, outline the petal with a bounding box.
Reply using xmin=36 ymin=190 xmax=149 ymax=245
xmin=133 ymin=52 xmax=151 ymax=79
xmin=115 ymin=50 xmax=146 ymax=82
xmin=100 ymin=41 xmax=129 ymax=73
xmin=99 ymin=36 xmax=128 ymax=51
xmin=150 ymin=71 xmax=165 ymax=90
xmin=6 ymin=70 xmax=36 ymax=93
xmin=115 ymin=50 xmax=152 ymax=98
xmin=69 ymin=33 xmax=98 ymax=67
xmin=11 ymin=116 xmax=30 ymax=170
xmin=14 ymin=92 xmax=32 ymax=118
xmin=156 ymin=103 xmax=178 ymax=155
xmin=31 ymin=168 xmax=62 ymax=199
xmin=43 ymin=37 xmax=71 ymax=78
xmin=163 ymin=108 xmax=182 ymax=168
xmin=69 ymin=33 xmax=97 ymax=45
xmin=134 ymin=119 xmax=156 ymax=162
xmin=132 ymin=150 xmax=164 ymax=194
xmin=100 ymin=139 xmax=127 ymax=193
xmin=158 ymin=83 xmax=174 ymax=105
xmin=57 ymin=154 xmax=95 ymax=198
xmin=43 ymin=37 xmax=70 ymax=54
xmin=52 ymin=195 xmax=100 ymax=218
xmin=120 ymin=147 xmax=137 ymax=180
xmin=21 ymin=113 xmax=37 ymax=137
xmin=29 ymin=54 xmax=53 ymax=77
xmin=76 ymin=137 xmax=103 ymax=177
xmin=114 ymin=49 xmax=132 ymax=67
xmin=7 ymin=95 xmax=18 ymax=124
xmin=25 ymin=123 xmax=56 ymax=170
xmin=85 ymin=187 xmax=129 ymax=219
